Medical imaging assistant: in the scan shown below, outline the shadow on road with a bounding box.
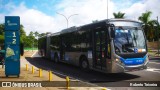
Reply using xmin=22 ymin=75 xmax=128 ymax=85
xmin=25 ymin=57 xmax=140 ymax=83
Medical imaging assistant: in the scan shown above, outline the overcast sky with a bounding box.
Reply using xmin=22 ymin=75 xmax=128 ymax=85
xmin=0 ymin=0 xmax=160 ymax=35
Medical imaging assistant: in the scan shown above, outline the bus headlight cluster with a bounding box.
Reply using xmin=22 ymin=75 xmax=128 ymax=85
xmin=115 ymin=58 xmax=122 ymax=64
xmin=115 ymin=58 xmax=119 ymax=62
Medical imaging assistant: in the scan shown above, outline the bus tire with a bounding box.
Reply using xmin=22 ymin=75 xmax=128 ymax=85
xmin=80 ymin=56 xmax=89 ymax=71
xmin=54 ymin=54 xmax=59 ymax=63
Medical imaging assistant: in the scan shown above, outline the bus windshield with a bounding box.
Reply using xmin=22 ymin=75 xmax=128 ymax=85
xmin=113 ymin=26 xmax=146 ymax=54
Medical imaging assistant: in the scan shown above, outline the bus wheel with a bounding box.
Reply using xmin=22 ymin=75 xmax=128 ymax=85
xmin=80 ymin=57 xmax=89 ymax=71
xmin=54 ymin=54 xmax=59 ymax=63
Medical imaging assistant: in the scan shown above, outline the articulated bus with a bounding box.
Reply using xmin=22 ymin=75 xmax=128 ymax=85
xmin=38 ymin=19 xmax=149 ymax=73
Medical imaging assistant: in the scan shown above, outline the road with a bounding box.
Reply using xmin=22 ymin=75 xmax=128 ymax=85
xmin=26 ymin=52 xmax=160 ymax=90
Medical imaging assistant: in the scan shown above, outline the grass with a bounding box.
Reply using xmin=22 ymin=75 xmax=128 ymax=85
xmin=24 ymin=47 xmax=38 ymax=50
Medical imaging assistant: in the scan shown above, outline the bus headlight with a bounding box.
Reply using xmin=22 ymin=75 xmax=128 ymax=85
xmin=115 ymin=58 xmax=122 ymax=64
xmin=116 ymin=58 xmax=119 ymax=62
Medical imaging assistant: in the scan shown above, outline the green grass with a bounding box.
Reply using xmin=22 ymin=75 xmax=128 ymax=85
xmin=24 ymin=47 xmax=38 ymax=50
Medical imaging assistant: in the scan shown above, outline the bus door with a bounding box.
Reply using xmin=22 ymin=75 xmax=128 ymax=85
xmin=93 ymin=27 xmax=108 ymax=70
xmin=60 ymin=36 xmax=65 ymax=61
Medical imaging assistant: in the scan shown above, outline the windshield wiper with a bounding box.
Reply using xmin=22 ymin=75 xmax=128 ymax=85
xmin=133 ymin=33 xmax=137 ymax=47
xmin=122 ymin=43 xmax=134 ymax=52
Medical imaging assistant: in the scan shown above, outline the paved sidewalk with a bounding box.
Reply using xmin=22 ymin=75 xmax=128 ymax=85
xmin=0 ymin=50 xmax=108 ymax=90
xmin=148 ymin=49 xmax=160 ymax=58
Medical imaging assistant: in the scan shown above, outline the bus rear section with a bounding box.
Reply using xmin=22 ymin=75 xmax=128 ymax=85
xmin=38 ymin=35 xmax=50 ymax=59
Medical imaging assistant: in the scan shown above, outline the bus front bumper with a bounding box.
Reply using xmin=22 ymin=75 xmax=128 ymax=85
xmin=111 ymin=60 xmax=149 ymax=73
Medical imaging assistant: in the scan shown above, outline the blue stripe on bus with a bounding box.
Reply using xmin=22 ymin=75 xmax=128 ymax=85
xmin=120 ymin=55 xmax=146 ymax=65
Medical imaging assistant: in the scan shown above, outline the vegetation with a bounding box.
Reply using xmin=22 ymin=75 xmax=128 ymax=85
xmin=153 ymin=18 xmax=160 ymax=41
xmin=0 ymin=24 xmax=40 ymax=49
xmin=112 ymin=11 xmax=160 ymax=41
xmin=113 ymin=11 xmax=125 ymax=18
xmin=138 ymin=11 xmax=154 ymax=41
xmin=23 ymin=31 xmax=40 ymax=49
xmin=138 ymin=11 xmax=159 ymax=41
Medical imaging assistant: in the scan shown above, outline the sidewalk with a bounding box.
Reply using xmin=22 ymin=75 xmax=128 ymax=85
xmin=148 ymin=48 xmax=160 ymax=58
xmin=0 ymin=50 xmax=108 ymax=90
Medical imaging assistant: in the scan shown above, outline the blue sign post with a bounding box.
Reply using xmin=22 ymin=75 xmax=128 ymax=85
xmin=4 ymin=16 xmax=20 ymax=77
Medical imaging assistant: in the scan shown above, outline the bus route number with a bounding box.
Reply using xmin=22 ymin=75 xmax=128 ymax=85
xmin=12 ymin=32 xmax=16 ymax=44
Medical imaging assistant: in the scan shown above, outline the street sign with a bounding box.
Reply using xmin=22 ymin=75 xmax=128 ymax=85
xmin=5 ymin=16 xmax=20 ymax=77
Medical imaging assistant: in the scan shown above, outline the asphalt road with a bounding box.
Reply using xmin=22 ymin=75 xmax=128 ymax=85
xmin=26 ymin=52 xmax=160 ymax=90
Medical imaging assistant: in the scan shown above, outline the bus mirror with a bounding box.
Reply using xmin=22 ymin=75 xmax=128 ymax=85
xmin=111 ymin=29 xmax=115 ymax=38
xmin=110 ymin=24 xmax=115 ymax=38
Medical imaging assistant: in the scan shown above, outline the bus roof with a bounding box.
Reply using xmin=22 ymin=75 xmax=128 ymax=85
xmin=50 ymin=19 xmax=141 ymax=37
xmin=108 ymin=18 xmax=141 ymax=23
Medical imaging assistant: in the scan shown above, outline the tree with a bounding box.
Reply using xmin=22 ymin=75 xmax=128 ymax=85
xmin=138 ymin=11 xmax=155 ymax=41
xmin=0 ymin=24 xmax=4 ymax=35
xmin=39 ymin=33 xmax=46 ymax=38
xmin=0 ymin=24 xmax=4 ymax=45
xmin=113 ymin=11 xmax=125 ymax=18
xmin=34 ymin=31 xmax=39 ymax=39
xmin=153 ymin=19 xmax=160 ymax=40
xmin=24 ymin=36 xmax=32 ymax=48
xmin=23 ymin=31 xmax=35 ymax=48
xmin=154 ymin=19 xmax=160 ymax=54
xmin=34 ymin=31 xmax=39 ymax=48
xmin=20 ymin=25 xmax=27 ymax=43
xmin=0 ymin=35 xmax=4 ymax=44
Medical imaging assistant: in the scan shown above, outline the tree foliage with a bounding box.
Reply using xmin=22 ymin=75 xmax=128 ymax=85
xmin=0 ymin=24 xmax=4 ymax=45
xmin=0 ymin=24 xmax=40 ymax=48
xmin=20 ymin=25 xmax=27 ymax=43
xmin=39 ymin=33 xmax=46 ymax=38
xmin=0 ymin=35 xmax=4 ymax=44
xmin=153 ymin=19 xmax=160 ymax=40
xmin=113 ymin=11 xmax=125 ymax=18
xmin=34 ymin=31 xmax=39 ymax=38
xmin=138 ymin=11 xmax=157 ymax=41
xmin=0 ymin=24 xmax=4 ymax=35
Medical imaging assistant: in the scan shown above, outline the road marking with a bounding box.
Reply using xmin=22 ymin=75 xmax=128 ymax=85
xmin=31 ymin=51 xmax=38 ymax=57
xmin=146 ymin=67 xmax=160 ymax=73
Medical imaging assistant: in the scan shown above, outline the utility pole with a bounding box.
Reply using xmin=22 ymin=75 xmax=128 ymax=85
xmin=107 ymin=0 xmax=108 ymax=19
xmin=157 ymin=16 xmax=160 ymax=55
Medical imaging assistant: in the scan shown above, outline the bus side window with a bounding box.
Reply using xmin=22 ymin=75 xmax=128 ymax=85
xmin=106 ymin=29 xmax=111 ymax=59
xmin=107 ymin=44 xmax=111 ymax=59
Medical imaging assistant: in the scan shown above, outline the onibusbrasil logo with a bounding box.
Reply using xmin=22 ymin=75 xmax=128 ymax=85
xmin=7 ymin=20 xmax=17 ymax=26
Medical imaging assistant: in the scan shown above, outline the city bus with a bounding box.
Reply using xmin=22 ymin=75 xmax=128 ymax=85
xmin=38 ymin=19 xmax=149 ymax=73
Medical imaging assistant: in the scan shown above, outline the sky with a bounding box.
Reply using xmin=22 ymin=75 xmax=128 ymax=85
xmin=0 ymin=0 xmax=160 ymax=35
